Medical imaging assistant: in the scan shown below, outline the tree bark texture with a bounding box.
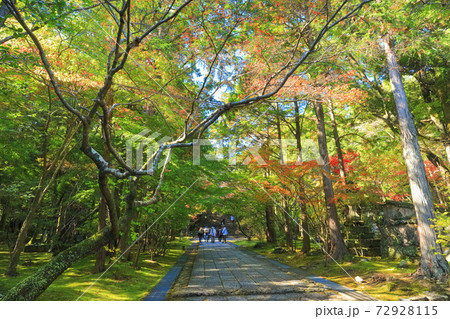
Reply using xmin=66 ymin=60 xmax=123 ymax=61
xmin=328 ymin=102 xmax=347 ymax=183
xmin=275 ymin=108 xmax=293 ymax=248
xmin=382 ymin=34 xmax=448 ymax=281
xmin=313 ymin=101 xmax=349 ymax=260
xmin=2 ymin=228 xmax=113 ymax=300
xmin=265 ymin=203 xmax=277 ymax=244
xmin=294 ymin=102 xmax=311 ymax=253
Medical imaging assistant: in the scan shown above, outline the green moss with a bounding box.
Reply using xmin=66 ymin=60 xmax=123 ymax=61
xmin=0 ymin=238 xmax=191 ymax=301
xmin=234 ymin=240 xmax=431 ymax=301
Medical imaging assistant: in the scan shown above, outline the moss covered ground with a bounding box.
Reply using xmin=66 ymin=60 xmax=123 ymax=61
xmin=234 ymin=239 xmax=445 ymax=301
xmin=0 ymin=238 xmax=192 ymax=301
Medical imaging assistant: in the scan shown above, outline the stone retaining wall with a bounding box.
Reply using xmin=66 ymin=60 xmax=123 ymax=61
xmin=378 ymin=201 xmax=419 ymax=258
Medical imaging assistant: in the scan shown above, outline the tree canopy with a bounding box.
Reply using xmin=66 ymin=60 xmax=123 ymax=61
xmin=0 ymin=0 xmax=449 ymax=300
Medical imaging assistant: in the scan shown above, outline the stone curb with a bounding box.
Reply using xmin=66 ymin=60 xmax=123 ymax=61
xmin=143 ymin=242 xmax=196 ymax=301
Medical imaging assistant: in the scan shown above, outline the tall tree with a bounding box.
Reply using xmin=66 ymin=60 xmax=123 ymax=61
xmin=1 ymin=0 xmax=373 ymax=300
xmin=313 ymin=101 xmax=349 ymax=259
xmin=381 ymin=34 xmax=448 ymax=281
xmin=294 ymin=102 xmax=311 ymax=253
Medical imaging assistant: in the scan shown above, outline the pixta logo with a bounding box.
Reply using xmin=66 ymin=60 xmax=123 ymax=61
xmin=192 ymin=138 xmax=322 ymax=166
xmin=126 ymin=129 xmax=171 ymax=172
xmin=125 ymin=130 xmax=323 ymax=169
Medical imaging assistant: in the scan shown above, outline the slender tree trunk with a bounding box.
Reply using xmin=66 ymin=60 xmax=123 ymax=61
xmin=2 ymin=184 xmax=142 ymax=301
xmin=434 ymin=81 xmax=450 ymax=164
xmin=328 ymin=101 xmax=347 ymax=183
xmin=265 ymin=203 xmax=277 ymax=244
xmin=300 ymin=202 xmax=310 ymax=253
xmin=235 ymin=217 xmax=251 ymax=241
xmin=313 ymin=101 xmax=349 ymax=260
xmin=0 ymin=204 xmax=8 ymax=232
xmin=6 ymin=120 xmax=80 ymax=275
xmin=133 ymin=224 xmax=144 ymax=268
xmin=382 ymin=34 xmax=449 ymax=281
xmin=282 ymin=200 xmax=293 ymax=249
xmin=94 ymin=195 xmax=108 ymax=273
xmin=275 ymin=107 xmax=293 ymax=248
xmin=294 ymin=102 xmax=310 ymax=253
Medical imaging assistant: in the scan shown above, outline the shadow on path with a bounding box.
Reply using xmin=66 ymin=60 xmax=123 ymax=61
xmin=145 ymin=241 xmax=374 ymax=301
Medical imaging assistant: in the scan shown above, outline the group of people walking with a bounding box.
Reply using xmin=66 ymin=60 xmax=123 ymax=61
xmin=197 ymin=225 xmax=228 ymax=243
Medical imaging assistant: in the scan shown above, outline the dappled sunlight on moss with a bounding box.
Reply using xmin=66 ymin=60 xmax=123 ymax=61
xmin=1 ymin=238 xmax=192 ymax=300
xmin=234 ymin=240 xmax=430 ymax=301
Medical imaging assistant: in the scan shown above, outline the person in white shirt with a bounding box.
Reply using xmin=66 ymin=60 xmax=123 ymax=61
xmin=221 ymin=226 xmax=228 ymax=243
xmin=210 ymin=226 xmax=217 ymax=243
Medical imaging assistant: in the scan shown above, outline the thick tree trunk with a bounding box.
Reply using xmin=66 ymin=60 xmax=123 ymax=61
xmin=265 ymin=203 xmax=277 ymax=244
xmin=118 ymin=179 xmax=137 ymax=260
xmin=382 ymin=34 xmax=449 ymax=281
xmin=98 ymin=173 xmax=119 ymax=240
xmin=2 ymin=228 xmax=113 ymax=300
xmin=2 ymin=189 xmax=140 ymax=301
xmin=313 ymin=101 xmax=349 ymax=260
xmin=94 ymin=132 xmax=111 ymax=273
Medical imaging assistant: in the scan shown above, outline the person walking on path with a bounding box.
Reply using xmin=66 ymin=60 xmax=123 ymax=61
xmin=197 ymin=227 xmax=204 ymax=243
xmin=221 ymin=226 xmax=228 ymax=243
xmin=210 ymin=226 xmax=217 ymax=243
xmin=204 ymin=226 xmax=210 ymax=242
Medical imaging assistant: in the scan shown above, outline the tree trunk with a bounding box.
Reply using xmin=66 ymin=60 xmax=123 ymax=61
xmin=0 ymin=0 xmax=15 ymax=29
xmin=0 ymin=203 xmax=8 ymax=232
xmin=6 ymin=178 xmax=54 ymax=276
xmin=235 ymin=217 xmax=251 ymax=241
xmin=94 ymin=195 xmax=108 ymax=273
xmin=2 ymin=186 xmax=140 ymax=301
xmin=118 ymin=178 xmax=137 ymax=260
xmin=265 ymin=203 xmax=277 ymax=244
xmin=275 ymin=107 xmax=293 ymax=248
xmin=2 ymin=227 xmax=113 ymax=300
xmin=382 ymin=34 xmax=449 ymax=281
xmin=300 ymin=202 xmax=311 ymax=253
xmin=294 ymin=101 xmax=311 ymax=254
xmin=282 ymin=201 xmax=294 ymax=249
xmin=313 ymin=101 xmax=349 ymax=260
xmin=294 ymin=102 xmax=311 ymax=253
xmin=328 ymin=101 xmax=347 ymax=183
xmin=94 ymin=129 xmax=112 ymax=273
xmin=6 ymin=121 xmax=79 ymax=276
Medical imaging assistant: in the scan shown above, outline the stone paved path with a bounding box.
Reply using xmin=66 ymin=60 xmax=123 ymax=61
xmin=166 ymin=242 xmax=373 ymax=301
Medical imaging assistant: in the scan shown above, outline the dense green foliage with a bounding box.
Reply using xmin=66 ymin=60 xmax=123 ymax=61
xmin=0 ymin=0 xmax=449 ymax=300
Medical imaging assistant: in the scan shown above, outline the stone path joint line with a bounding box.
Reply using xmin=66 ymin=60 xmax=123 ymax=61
xmin=153 ymin=242 xmax=373 ymax=301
